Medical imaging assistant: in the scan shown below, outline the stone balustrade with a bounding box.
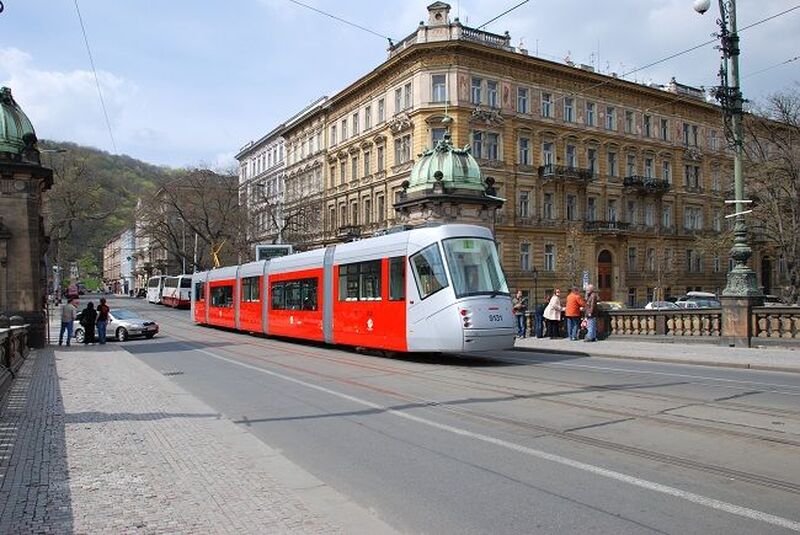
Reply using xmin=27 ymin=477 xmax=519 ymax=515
xmin=607 ymin=309 xmax=722 ymax=339
xmin=752 ymin=307 xmax=800 ymax=343
xmin=0 ymin=324 xmax=30 ymax=376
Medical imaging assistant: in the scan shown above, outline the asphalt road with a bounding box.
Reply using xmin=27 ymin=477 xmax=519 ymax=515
xmin=109 ymin=296 xmax=800 ymax=534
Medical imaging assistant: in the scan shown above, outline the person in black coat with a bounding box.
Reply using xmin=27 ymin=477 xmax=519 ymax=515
xmin=81 ymin=302 xmax=98 ymax=344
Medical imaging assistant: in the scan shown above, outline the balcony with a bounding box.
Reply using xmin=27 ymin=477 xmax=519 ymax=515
xmin=585 ymin=220 xmax=630 ymax=234
xmin=538 ymin=164 xmax=594 ymax=183
xmin=623 ymin=176 xmax=671 ymax=194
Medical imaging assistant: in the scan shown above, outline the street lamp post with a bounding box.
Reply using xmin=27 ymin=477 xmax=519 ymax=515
xmin=694 ymin=0 xmax=760 ymax=298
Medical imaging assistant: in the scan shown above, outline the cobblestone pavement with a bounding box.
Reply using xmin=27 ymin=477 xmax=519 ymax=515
xmin=0 ymin=345 xmax=396 ymax=534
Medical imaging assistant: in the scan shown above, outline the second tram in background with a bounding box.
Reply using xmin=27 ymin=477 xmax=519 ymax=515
xmin=191 ymin=224 xmax=516 ymax=354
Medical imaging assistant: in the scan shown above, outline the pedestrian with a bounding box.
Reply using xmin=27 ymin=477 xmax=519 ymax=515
xmin=58 ymin=298 xmax=78 ymax=346
xmin=584 ymin=284 xmax=599 ymax=342
xmin=80 ymin=302 xmax=98 ymax=345
xmin=565 ymin=287 xmax=586 ymax=341
xmin=543 ymin=288 xmax=563 ymax=339
xmin=534 ymin=293 xmax=547 ymax=338
xmin=512 ymin=290 xmax=527 ymax=338
xmin=96 ymin=297 xmax=110 ymax=344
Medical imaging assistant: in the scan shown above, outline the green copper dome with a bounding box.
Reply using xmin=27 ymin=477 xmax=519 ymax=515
xmin=0 ymin=87 xmax=36 ymax=155
xmin=407 ymin=131 xmax=484 ymax=193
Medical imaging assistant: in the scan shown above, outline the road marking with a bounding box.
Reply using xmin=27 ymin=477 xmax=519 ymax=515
xmin=192 ymin=346 xmax=800 ymax=532
xmin=499 ymin=356 xmax=800 ymax=395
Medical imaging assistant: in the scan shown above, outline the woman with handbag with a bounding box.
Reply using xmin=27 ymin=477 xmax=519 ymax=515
xmin=543 ymin=288 xmax=563 ymax=339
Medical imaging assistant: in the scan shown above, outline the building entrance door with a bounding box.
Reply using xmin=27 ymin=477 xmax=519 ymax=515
xmin=597 ymin=250 xmax=613 ymax=301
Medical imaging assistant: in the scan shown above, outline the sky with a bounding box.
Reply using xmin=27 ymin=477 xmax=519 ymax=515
xmin=1 ymin=0 xmax=797 ymax=169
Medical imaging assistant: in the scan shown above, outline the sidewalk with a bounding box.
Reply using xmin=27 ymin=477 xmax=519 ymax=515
xmin=0 ymin=345 xmax=396 ymax=534
xmin=515 ymin=336 xmax=800 ymax=373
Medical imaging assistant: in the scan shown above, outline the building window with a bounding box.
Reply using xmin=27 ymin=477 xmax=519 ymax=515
xmin=713 ymin=211 xmax=722 ymax=231
xmin=646 ymin=248 xmax=655 ymax=271
xmin=710 ymin=130 xmax=718 ymax=151
xmin=644 ymin=158 xmax=653 ymax=178
xmin=686 ymin=249 xmax=703 ymax=273
xmin=608 ymin=199 xmax=618 ymax=222
xmin=404 ymin=82 xmax=412 ymax=109
xmin=351 ymin=155 xmax=359 ymax=180
xmin=644 ymin=114 xmax=652 ymax=137
xmin=644 ymin=204 xmax=655 ymax=227
xmin=662 ymin=160 xmax=671 ymax=183
xmin=486 ymin=133 xmax=499 ymax=160
xmin=471 ymin=77 xmax=482 ymax=104
xmin=543 ymin=193 xmax=554 ymax=220
xmin=395 ymin=87 xmax=402 ymax=114
xmin=431 ymin=127 xmax=446 ymax=145
xmin=340 ymin=161 xmax=346 ymax=184
xmin=378 ymin=98 xmax=385 ymax=123
xmin=377 ymin=145 xmax=385 ymax=171
xmin=377 ymin=195 xmax=385 ymax=222
xmin=587 ymin=197 xmax=597 ymax=221
xmin=487 ymin=80 xmax=498 ymax=108
xmin=626 ymin=154 xmax=636 ymax=177
xmin=712 ymin=167 xmax=720 ymax=191
xmin=352 ymin=112 xmax=359 ymax=135
xmin=684 ymin=165 xmax=700 ymax=188
xmin=394 ymin=134 xmax=411 ymax=164
xmin=544 ymin=244 xmax=555 ymax=271
xmin=606 ymin=106 xmax=616 ymax=130
xmin=472 ymin=131 xmax=483 ymax=158
xmin=628 ymin=247 xmax=638 ymax=272
xmin=329 ymin=165 xmax=336 ymax=188
xmin=543 ymin=142 xmax=554 ymax=166
xmin=364 ymin=105 xmax=372 ymax=130
xmin=587 ymin=148 xmax=598 ymax=175
xmin=363 ymin=151 xmax=371 ymax=176
xmin=518 ymin=190 xmax=530 ymax=218
xmin=628 ymin=287 xmax=637 ymax=308
xmin=331 ymin=125 xmax=337 ymax=145
xmin=713 ymin=255 xmax=721 ymax=273
xmin=364 ymin=198 xmax=372 ymax=225
xmin=625 ymin=110 xmax=634 ymax=133
xmin=663 ymin=204 xmax=672 ymax=228
xmin=520 ymin=243 xmax=530 ymax=271
xmin=351 ymin=202 xmax=359 ymax=226
xmin=517 ymin=87 xmax=528 ymax=113
xmin=586 ymin=102 xmax=596 ymax=126
xmin=564 ymin=97 xmax=574 ymax=122
xmin=684 ymin=206 xmax=703 ymax=230
xmin=566 ymin=144 xmax=576 ymax=168
xmin=541 ymin=92 xmax=552 ymax=118
xmin=566 ymin=195 xmax=577 ymax=221
xmin=329 ymin=205 xmax=336 ymax=230
xmin=627 ymin=201 xmax=637 ymax=225
xmin=519 ymin=137 xmax=530 ymax=165
xmin=341 ymin=118 xmax=347 ymax=140
xmin=608 ymin=151 xmax=618 ymax=177
xmin=432 ymin=74 xmax=447 ymax=102
xmin=340 ymin=204 xmax=347 ymax=226
xmin=661 ymin=118 xmax=669 ymax=140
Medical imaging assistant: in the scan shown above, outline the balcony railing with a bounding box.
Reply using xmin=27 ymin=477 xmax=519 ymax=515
xmin=623 ymin=176 xmax=671 ymax=194
xmin=538 ymin=164 xmax=594 ymax=183
xmin=585 ymin=220 xmax=630 ymax=233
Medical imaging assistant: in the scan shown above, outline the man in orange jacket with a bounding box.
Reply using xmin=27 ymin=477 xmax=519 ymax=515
xmin=565 ymin=287 xmax=586 ymax=341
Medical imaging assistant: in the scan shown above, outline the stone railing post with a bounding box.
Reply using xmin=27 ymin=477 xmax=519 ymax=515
xmin=720 ymin=296 xmax=762 ymax=347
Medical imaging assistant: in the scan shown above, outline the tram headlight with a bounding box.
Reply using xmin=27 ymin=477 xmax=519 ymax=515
xmin=460 ymin=308 xmax=472 ymax=328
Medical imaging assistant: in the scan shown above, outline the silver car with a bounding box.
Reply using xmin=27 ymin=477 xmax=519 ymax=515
xmin=74 ymin=309 xmax=159 ymax=342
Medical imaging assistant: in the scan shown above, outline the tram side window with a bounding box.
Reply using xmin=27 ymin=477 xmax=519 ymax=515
xmin=389 ymin=257 xmax=405 ymax=301
xmin=241 ymin=276 xmax=260 ymax=302
xmin=211 ymin=285 xmax=233 ymax=307
xmin=410 ymin=244 xmax=449 ymax=299
xmin=338 ymin=260 xmax=381 ymax=301
xmin=271 ymin=278 xmax=318 ymax=310
xmin=194 ymin=282 xmax=204 ymax=302
xmin=180 ymin=277 xmax=192 ymax=288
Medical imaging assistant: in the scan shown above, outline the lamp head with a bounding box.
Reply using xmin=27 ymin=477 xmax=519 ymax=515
xmin=693 ymin=0 xmax=711 ymax=14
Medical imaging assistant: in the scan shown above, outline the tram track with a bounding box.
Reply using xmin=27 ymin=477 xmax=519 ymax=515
xmin=141 ymin=306 xmax=800 ymax=444
xmin=137 ymin=313 xmax=800 ymax=498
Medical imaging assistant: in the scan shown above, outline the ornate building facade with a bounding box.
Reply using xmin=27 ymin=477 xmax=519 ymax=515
xmin=241 ymin=2 xmax=775 ymax=305
xmin=237 ymin=125 xmax=286 ymax=244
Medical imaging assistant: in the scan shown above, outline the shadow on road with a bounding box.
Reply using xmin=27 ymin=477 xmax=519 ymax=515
xmin=123 ymin=340 xmax=232 ymax=355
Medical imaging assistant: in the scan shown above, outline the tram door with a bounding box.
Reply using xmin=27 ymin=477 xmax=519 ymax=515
xmin=597 ymin=250 xmax=613 ymax=301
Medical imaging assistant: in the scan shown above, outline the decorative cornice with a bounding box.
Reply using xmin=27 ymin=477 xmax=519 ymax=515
xmin=469 ymin=106 xmax=504 ymax=126
xmin=389 ymin=112 xmax=414 ymax=134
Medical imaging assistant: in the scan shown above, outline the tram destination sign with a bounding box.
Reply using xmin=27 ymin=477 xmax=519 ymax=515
xmin=255 ymin=244 xmax=293 ymax=261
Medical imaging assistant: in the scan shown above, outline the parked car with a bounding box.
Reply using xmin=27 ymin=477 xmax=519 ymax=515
xmin=598 ymin=301 xmax=625 ymax=311
xmin=645 ymin=301 xmax=680 ymax=310
xmin=74 ymin=309 xmax=159 ymax=343
xmin=763 ymin=294 xmax=786 ymax=307
xmin=676 ymin=291 xmax=721 ymax=308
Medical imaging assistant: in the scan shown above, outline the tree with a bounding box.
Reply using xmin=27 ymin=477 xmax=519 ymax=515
xmin=137 ymin=168 xmax=249 ymax=271
xmin=557 ymin=224 xmax=590 ymax=288
xmin=743 ymin=87 xmax=800 ymax=303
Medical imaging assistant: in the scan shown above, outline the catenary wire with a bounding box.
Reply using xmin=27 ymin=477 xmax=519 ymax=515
xmin=72 ymin=0 xmax=117 ymax=153
xmin=284 ymin=0 xmax=396 ymax=45
xmin=476 ymin=0 xmax=530 ymax=30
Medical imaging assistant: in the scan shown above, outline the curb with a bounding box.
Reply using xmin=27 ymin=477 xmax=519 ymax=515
xmin=513 ymin=346 xmax=800 ymax=375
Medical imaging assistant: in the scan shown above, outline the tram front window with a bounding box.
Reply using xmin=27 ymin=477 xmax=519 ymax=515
xmin=442 ymin=238 xmax=509 ymax=298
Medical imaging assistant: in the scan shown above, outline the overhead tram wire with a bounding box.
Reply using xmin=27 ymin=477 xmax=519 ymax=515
xmin=476 ymin=0 xmax=530 ymax=30
xmin=284 ymin=0 xmax=396 ymax=46
xmin=742 ymin=54 xmax=800 ymax=80
xmin=72 ymin=0 xmax=117 ymax=153
xmin=552 ymin=4 xmax=800 ymax=105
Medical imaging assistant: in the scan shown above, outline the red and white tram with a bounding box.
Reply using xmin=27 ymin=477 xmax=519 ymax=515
xmin=161 ymin=275 xmax=192 ymax=308
xmin=192 ymin=224 xmax=516 ymax=353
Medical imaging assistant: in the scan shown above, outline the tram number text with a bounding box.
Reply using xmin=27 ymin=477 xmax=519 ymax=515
xmin=488 ymin=314 xmax=504 ymax=322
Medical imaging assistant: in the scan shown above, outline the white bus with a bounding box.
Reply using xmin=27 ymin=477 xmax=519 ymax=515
xmin=146 ymin=276 xmax=166 ymax=304
xmin=161 ymin=275 xmax=192 ymax=308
